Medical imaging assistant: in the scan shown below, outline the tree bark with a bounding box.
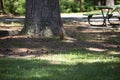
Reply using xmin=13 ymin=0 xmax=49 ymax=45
xmin=21 ymin=0 xmax=65 ymax=39
xmin=0 ymin=0 xmax=4 ymax=13
xmin=79 ymin=0 xmax=82 ymax=12
xmin=106 ymin=0 xmax=114 ymax=6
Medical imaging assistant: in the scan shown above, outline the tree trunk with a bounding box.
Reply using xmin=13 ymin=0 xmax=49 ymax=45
xmin=21 ymin=0 xmax=65 ymax=39
xmin=106 ymin=0 xmax=114 ymax=6
xmin=0 ymin=0 xmax=4 ymax=13
xmin=79 ymin=0 xmax=82 ymax=12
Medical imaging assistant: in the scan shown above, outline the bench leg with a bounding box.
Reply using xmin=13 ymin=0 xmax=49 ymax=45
xmin=88 ymin=14 xmax=93 ymax=25
xmin=108 ymin=14 xmax=120 ymax=25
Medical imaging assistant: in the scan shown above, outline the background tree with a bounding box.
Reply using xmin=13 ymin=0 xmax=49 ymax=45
xmin=21 ymin=0 xmax=65 ymax=39
xmin=106 ymin=0 xmax=114 ymax=6
xmin=0 ymin=0 xmax=4 ymax=13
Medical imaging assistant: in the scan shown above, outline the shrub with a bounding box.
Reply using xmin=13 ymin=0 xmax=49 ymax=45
xmin=60 ymin=0 xmax=80 ymax=13
xmin=60 ymin=0 xmax=95 ymax=13
xmin=4 ymin=0 xmax=25 ymax=15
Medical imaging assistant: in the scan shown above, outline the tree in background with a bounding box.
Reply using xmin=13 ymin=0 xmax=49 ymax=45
xmin=106 ymin=0 xmax=114 ymax=6
xmin=21 ymin=0 xmax=65 ymax=39
xmin=3 ymin=0 xmax=25 ymax=15
xmin=0 ymin=0 xmax=4 ymax=13
xmin=60 ymin=0 xmax=80 ymax=13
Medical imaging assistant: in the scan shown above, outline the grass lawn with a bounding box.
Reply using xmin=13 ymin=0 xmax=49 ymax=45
xmin=0 ymin=49 xmax=120 ymax=80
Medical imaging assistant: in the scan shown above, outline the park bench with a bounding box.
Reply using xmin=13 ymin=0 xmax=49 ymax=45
xmin=88 ymin=5 xmax=120 ymax=26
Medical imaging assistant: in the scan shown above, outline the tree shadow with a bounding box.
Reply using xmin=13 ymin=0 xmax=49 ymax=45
xmin=0 ymin=35 xmax=119 ymax=58
xmin=0 ymin=16 xmax=120 ymax=57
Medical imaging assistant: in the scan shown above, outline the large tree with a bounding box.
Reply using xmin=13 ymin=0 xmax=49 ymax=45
xmin=106 ymin=0 xmax=114 ymax=6
xmin=0 ymin=0 xmax=4 ymax=13
xmin=21 ymin=0 xmax=65 ymax=39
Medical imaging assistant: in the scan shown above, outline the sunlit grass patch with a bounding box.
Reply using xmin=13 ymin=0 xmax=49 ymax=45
xmin=0 ymin=22 xmax=23 ymax=26
xmin=0 ymin=58 xmax=70 ymax=80
xmin=0 ymin=49 xmax=120 ymax=80
xmin=38 ymin=49 xmax=120 ymax=65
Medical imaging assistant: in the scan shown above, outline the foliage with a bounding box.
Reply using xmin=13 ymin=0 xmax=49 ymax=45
xmin=2 ymin=0 xmax=120 ymax=15
xmin=82 ymin=0 xmax=94 ymax=12
xmin=4 ymin=0 xmax=25 ymax=15
xmin=3 ymin=0 xmax=95 ymax=15
xmin=116 ymin=0 xmax=120 ymax=4
xmin=60 ymin=0 xmax=80 ymax=13
xmin=60 ymin=0 xmax=95 ymax=13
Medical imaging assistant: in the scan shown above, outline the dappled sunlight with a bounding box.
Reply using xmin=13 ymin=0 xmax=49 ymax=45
xmin=0 ymin=47 xmax=50 ymax=59
xmin=36 ymin=49 xmax=120 ymax=65
xmin=0 ymin=18 xmax=120 ymax=56
xmin=0 ymin=56 xmax=120 ymax=80
xmin=0 ymin=0 xmax=120 ymax=79
xmin=86 ymin=47 xmax=107 ymax=52
xmin=13 ymin=48 xmax=29 ymax=53
xmin=109 ymin=51 xmax=120 ymax=55
xmin=62 ymin=37 xmax=77 ymax=43
xmin=0 ymin=14 xmax=120 ymax=80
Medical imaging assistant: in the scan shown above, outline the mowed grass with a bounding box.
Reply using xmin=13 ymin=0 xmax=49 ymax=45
xmin=0 ymin=49 xmax=120 ymax=80
xmin=105 ymin=37 xmax=120 ymax=44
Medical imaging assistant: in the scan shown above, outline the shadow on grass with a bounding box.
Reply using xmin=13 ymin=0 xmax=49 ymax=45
xmin=105 ymin=37 xmax=120 ymax=45
xmin=0 ymin=57 xmax=120 ymax=80
xmin=0 ymin=35 xmax=119 ymax=58
xmin=0 ymin=36 xmax=119 ymax=49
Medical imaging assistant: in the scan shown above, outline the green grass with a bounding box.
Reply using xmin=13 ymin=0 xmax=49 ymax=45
xmin=83 ymin=10 xmax=101 ymax=15
xmin=0 ymin=49 xmax=120 ymax=80
xmin=76 ymin=34 xmax=92 ymax=41
xmin=105 ymin=37 xmax=120 ymax=44
xmin=0 ymin=22 xmax=23 ymax=26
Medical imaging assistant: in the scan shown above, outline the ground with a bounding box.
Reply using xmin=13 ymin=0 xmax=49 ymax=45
xmin=0 ymin=15 xmax=120 ymax=58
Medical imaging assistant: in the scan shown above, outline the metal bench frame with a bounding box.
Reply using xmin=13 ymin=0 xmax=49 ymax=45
xmin=88 ymin=5 xmax=120 ymax=26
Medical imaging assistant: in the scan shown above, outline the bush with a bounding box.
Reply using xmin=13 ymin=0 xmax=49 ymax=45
xmin=4 ymin=0 xmax=120 ymax=15
xmin=82 ymin=0 xmax=94 ymax=12
xmin=60 ymin=0 xmax=80 ymax=13
xmin=116 ymin=0 xmax=120 ymax=4
xmin=60 ymin=0 xmax=95 ymax=13
xmin=4 ymin=0 xmax=25 ymax=15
